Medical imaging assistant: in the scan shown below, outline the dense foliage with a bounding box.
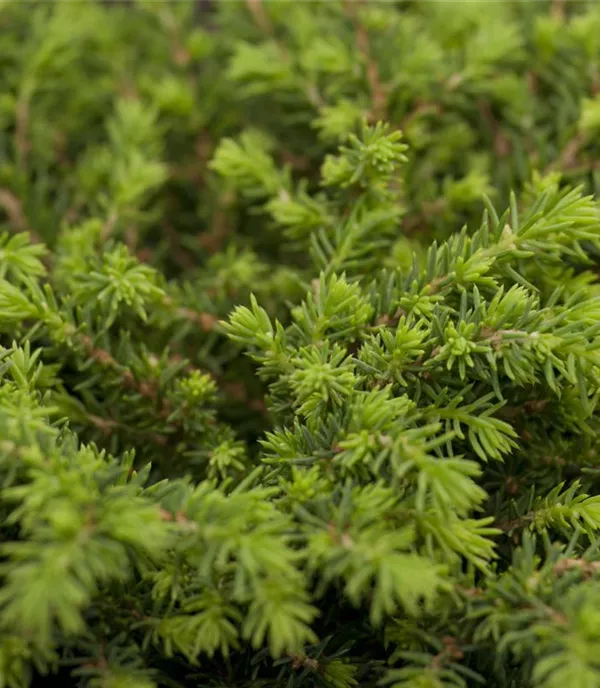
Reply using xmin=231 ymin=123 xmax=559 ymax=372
xmin=3 ymin=0 xmax=600 ymax=686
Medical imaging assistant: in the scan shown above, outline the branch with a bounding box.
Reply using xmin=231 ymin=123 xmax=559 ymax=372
xmin=173 ymin=304 xmax=218 ymax=332
xmin=87 ymin=412 xmax=169 ymax=446
xmin=553 ymin=558 xmax=600 ymax=578
xmin=431 ymin=636 xmax=463 ymax=671
xmin=551 ymin=0 xmax=566 ymax=21
xmin=496 ymin=514 xmax=534 ymax=533
xmin=0 ymin=188 xmax=42 ymax=243
xmin=245 ymin=0 xmax=274 ymax=37
xmin=198 ymin=191 xmax=235 ymax=255
xmin=544 ymin=132 xmax=588 ymax=175
xmin=397 ymin=71 xmax=463 ymax=133
xmin=478 ymin=100 xmax=511 ymax=158
xmin=400 ymin=101 xmax=442 ymax=130
xmin=289 ymin=654 xmax=321 ymax=672
xmin=101 ymin=209 xmax=119 ymax=243
xmin=15 ymin=96 xmax=30 ymax=167
xmin=344 ymin=0 xmax=387 ymax=122
xmin=402 ymin=198 xmax=448 ymax=237
xmin=77 ymin=333 xmax=173 ymax=417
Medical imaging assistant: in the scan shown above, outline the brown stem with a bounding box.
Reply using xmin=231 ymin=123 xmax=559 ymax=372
xmin=15 ymin=96 xmax=30 ymax=167
xmin=245 ymin=0 xmax=274 ymax=37
xmin=88 ymin=413 xmax=168 ymax=446
xmin=402 ymin=198 xmax=448 ymax=237
xmin=101 ymin=209 xmax=119 ymax=243
xmin=551 ymin=0 xmax=566 ymax=21
xmin=279 ymin=149 xmax=312 ymax=172
xmin=162 ymin=224 xmax=196 ymax=270
xmin=290 ymin=654 xmax=321 ymax=672
xmin=553 ymin=558 xmax=600 ymax=577
xmin=124 ymin=225 xmax=138 ymax=253
xmin=400 ymin=101 xmax=442 ymax=130
xmin=198 ymin=191 xmax=235 ymax=255
xmin=478 ymin=100 xmax=511 ymax=158
xmin=344 ymin=0 xmax=387 ymax=122
xmin=77 ymin=333 xmax=175 ymax=422
xmin=0 ymin=188 xmax=42 ymax=243
xmin=431 ymin=637 xmax=463 ymax=671
xmin=544 ymin=132 xmax=588 ymax=175
xmin=176 ymin=306 xmax=218 ymax=332
xmin=496 ymin=513 xmax=534 ymax=533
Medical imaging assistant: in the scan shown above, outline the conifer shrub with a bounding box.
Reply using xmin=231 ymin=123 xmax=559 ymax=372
xmin=4 ymin=0 xmax=600 ymax=686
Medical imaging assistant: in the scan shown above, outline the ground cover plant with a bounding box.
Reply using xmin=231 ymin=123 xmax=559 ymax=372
xmin=3 ymin=0 xmax=600 ymax=686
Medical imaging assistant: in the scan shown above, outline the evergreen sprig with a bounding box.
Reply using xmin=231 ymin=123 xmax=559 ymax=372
xmin=2 ymin=1 xmax=600 ymax=687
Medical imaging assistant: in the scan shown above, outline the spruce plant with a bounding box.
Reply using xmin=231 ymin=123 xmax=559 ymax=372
xmin=3 ymin=0 xmax=600 ymax=687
